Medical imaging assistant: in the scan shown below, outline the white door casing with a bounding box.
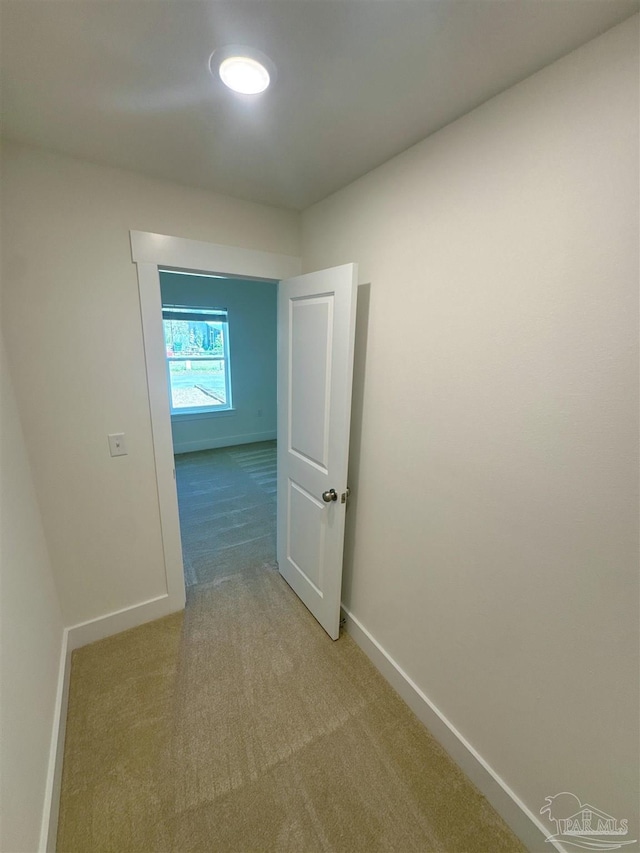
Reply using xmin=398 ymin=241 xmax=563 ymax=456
xmin=277 ymin=264 xmax=358 ymax=640
xmin=131 ymin=231 xmax=301 ymax=612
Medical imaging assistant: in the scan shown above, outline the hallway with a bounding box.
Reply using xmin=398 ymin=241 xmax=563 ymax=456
xmin=55 ymin=442 xmax=527 ymax=851
xmin=56 ymin=561 xmax=525 ymax=852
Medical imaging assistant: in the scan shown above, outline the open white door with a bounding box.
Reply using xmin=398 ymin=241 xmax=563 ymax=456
xmin=277 ymin=263 xmax=358 ymax=640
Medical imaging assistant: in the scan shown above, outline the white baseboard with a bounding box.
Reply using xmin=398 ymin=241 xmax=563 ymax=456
xmin=340 ymin=606 xmax=566 ymax=853
xmin=40 ymin=593 xmax=185 ymax=850
xmin=39 ymin=629 xmax=70 ymax=853
xmin=66 ymin=593 xmax=182 ymax=652
xmin=173 ymin=430 xmax=276 ymax=455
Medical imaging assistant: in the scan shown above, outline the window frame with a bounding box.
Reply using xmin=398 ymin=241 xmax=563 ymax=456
xmin=162 ymin=305 xmax=233 ymax=416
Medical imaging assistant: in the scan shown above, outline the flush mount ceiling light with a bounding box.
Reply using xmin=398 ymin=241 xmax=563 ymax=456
xmin=220 ymin=56 xmax=269 ymax=94
xmin=209 ymin=45 xmax=276 ymax=95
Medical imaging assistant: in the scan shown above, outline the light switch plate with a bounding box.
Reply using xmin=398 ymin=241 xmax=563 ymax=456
xmin=108 ymin=433 xmax=127 ymax=457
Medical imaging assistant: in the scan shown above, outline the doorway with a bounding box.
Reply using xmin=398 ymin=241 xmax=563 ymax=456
xmin=158 ymin=267 xmax=279 ymax=589
xmin=131 ymin=230 xmax=301 ymax=615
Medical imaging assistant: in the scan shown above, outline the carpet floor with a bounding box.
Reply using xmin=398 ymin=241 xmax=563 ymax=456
xmin=176 ymin=442 xmax=277 ymax=588
xmin=56 ymin=444 xmax=527 ymax=853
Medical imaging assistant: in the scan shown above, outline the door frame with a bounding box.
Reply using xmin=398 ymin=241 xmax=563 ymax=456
xmin=130 ymin=230 xmax=301 ymax=611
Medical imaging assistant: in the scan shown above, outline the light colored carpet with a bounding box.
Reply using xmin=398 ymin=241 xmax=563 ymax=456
xmin=57 ymin=560 xmax=528 ymax=852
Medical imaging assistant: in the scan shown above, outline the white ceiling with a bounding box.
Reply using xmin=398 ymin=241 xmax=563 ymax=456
xmin=1 ymin=1 xmax=637 ymax=210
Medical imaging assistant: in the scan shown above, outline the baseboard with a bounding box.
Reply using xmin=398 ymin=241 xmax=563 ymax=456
xmin=173 ymin=430 xmax=276 ymax=455
xmin=39 ymin=628 xmax=70 ymax=852
xmin=340 ymin=606 xmax=567 ymax=853
xmin=66 ymin=593 xmax=183 ymax=652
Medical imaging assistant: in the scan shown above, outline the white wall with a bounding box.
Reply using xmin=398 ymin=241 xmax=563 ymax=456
xmin=0 ymin=334 xmax=65 ymax=853
xmin=302 ymin=16 xmax=639 ymax=846
xmin=0 ymin=142 xmax=300 ymax=627
xmin=160 ymin=273 xmax=277 ymax=453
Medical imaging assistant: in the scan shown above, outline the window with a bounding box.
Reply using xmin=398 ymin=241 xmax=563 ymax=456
xmin=162 ymin=305 xmax=232 ymax=414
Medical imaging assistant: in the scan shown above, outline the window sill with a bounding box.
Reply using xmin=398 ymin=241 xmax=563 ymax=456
xmin=170 ymin=408 xmax=236 ymax=422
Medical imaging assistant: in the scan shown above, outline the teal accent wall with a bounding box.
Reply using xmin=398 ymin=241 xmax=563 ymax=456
xmin=159 ymin=272 xmax=277 ymax=453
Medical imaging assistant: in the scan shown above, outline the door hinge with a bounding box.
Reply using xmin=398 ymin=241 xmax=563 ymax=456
xmin=340 ymin=487 xmax=351 ymax=505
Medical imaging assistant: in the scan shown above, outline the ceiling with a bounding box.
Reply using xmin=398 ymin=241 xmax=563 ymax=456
xmin=1 ymin=1 xmax=638 ymax=210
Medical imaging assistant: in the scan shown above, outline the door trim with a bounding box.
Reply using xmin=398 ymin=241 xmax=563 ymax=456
xmin=130 ymin=230 xmax=301 ymax=611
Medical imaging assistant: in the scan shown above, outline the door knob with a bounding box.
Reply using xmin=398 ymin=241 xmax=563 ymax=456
xmin=322 ymin=488 xmax=338 ymax=502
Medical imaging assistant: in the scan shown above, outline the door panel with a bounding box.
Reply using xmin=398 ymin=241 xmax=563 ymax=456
xmin=288 ymin=481 xmax=325 ymax=593
xmin=277 ymin=264 xmax=358 ymax=640
xmin=290 ymin=295 xmax=333 ymax=468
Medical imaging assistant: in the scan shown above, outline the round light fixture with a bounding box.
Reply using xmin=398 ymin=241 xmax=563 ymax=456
xmin=209 ymin=46 xmax=276 ymax=95
xmin=219 ymin=56 xmax=269 ymax=94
